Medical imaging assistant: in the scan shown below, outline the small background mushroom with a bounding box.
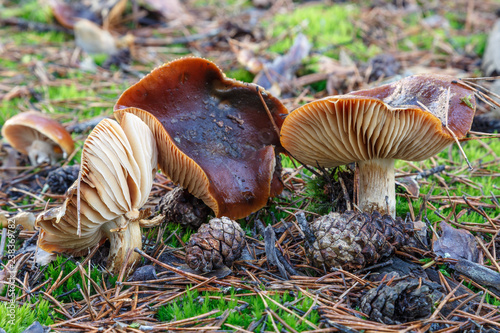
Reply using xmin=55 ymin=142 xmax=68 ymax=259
xmin=1 ymin=111 xmax=75 ymax=166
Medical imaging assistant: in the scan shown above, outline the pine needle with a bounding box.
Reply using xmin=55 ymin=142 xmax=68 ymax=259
xmin=417 ymin=88 xmax=473 ymax=170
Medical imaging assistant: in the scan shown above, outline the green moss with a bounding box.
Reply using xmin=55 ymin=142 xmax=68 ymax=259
xmin=304 ymin=174 xmax=332 ymax=216
xmin=157 ymin=288 xmax=319 ymax=331
xmin=264 ymin=4 xmax=380 ymax=61
xmin=395 ymin=138 xmax=500 ymax=223
xmin=9 ymin=31 xmax=67 ymax=45
xmin=0 ymin=0 xmax=53 ymax=23
xmin=443 ymin=11 xmax=466 ymax=30
xmin=0 ymin=299 xmax=56 ymax=333
xmin=225 ymin=68 xmax=254 ymax=83
xmin=450 ymin=33 xmax=488 ymax=57
xmin=0 ymin=58 xmax=20 ymax=70
xmin=161 ymin=222 xmax=196 ymax=248
xmin=43 ymin=255 xmax=110 ymax=302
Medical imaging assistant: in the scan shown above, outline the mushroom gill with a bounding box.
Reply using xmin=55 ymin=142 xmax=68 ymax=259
xmin=36 ymin=113 xmax=157 ymax=273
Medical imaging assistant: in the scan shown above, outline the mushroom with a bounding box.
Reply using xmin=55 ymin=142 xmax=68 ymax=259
xmin=36 ymin=112 xmax=157 ymax=272
xmin=114 ymin=57 xmax=288 ymax=219
xmin=280 ymin=74 xmax=476 ymax=217
xmin=2 ymin=111 xmax=75 ymax=166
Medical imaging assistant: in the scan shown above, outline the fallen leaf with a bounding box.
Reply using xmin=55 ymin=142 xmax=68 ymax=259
xmin=254 ymin=33 xmax=311 ymax=96
xmin=128 ymin=265 xmax=158 ymax=281
xmin=395 ymin=176 xmax=420 ymax=197
xmin=433 ymin=221 xmax=479 ymax=262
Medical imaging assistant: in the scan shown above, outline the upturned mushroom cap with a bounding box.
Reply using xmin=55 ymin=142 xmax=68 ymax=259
xmin=36 ymin=113 xmax=157 ymax=272
xmin=281 ymin=74 xmax=476 ymax=167
xmin=114 ymin=57 xmax=288 ymax=220
xmin=2 ymin=111 xmax=74 ymax=165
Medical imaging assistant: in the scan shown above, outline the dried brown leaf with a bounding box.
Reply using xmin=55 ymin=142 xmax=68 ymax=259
xmin=433 ymin=221 xmax=480 ymax=262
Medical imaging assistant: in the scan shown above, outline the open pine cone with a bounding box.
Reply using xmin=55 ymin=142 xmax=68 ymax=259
xmin=185 ymin=217 xmax=245 ymax=272
xmin=46 ymin=165 xmax=80 ymax=194
xmin=360 ymin=279 xmax=443 ymax=324
xmin=307 ymin=210 xmax=413 ymax=271
xmin=156 ymin=187 xmax=211 ymax=228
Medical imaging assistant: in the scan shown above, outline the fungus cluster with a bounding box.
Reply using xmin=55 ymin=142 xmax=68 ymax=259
xmin=29 ymin=59 xmax=478 ymax=274
xmin=32 ymin=57 xmax=288 ymax=271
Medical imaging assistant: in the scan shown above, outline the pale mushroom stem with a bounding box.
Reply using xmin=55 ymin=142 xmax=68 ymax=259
xmin=103 ymin=216 xmax=142 ymax=273
xmin=28 ymin=139 xmax=62 ymax=165
xmin=357 ymin=158 xmax=396 ymax=218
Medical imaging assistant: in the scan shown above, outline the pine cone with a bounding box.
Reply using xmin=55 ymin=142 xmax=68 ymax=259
xmin=308 ymin=210 xmax=412 ymax=271
xmin=185 ymin=217 xmax=245 ymax=272
xmin=157 ymin=187 xmax=211 ymax=228
xmin=46 ymin=165 xmax=80 ymax=194
xmin=360 ymin=279 xmax=443 ymax=324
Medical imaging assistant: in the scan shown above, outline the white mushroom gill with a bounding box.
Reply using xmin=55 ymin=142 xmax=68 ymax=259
xmin=36 ymin=112 xmax=158 ymax=273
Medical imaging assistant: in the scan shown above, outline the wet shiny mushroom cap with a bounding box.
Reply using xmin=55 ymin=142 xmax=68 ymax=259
xmin=281 ymin=74 xmax=476 ymax=167
xmin=114 ymin=57 xmax=289 ymax=219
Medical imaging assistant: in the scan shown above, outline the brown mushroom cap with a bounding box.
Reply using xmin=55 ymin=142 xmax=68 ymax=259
xmin=114 ymin=57 xmax=288 ymax=219
xmin=350 ymin=74 xmax=475 ymax=139
xmin=36 ymin=113 xmax=157 ymax=272
xmin=281 ymin=74 xmax=476 ymax=168
xmin=1 ymin=111 xmax=75 ymax=158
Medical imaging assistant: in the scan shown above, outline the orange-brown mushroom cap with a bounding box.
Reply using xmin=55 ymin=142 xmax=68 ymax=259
xmin=281 ymin=74 xmax=476 ymax=168
xmin=350 ymin=74 xmax=475 ymax=139
xmin=2 ymin=111 xmax=74 ymax=157
xmin=114 ymin=57 xmax=289 ymax=220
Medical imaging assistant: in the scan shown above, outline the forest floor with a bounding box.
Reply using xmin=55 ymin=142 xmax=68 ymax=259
xmin=1 ymin=0 xmax=500 ymax=332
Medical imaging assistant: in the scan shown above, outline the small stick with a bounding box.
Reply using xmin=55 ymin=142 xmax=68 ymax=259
xmin=267 ymin=307 xmax=299 ymax=333
xmin=461 ymin=79 xmax=500 ymax=105
xmin=462 ymin=76 xmax=500 ymax=81
xmin=256 ymin=87 xmax=281 ymax=138
xmin=50 ymin=245 xmax=99 ymax=292
xmin=426 ymin=283 xmax=462 ymax=322
xmin=475 ymin=237 xmax=500 ymax=273
xmin=77 ymin=263 xmax=116 ymax=310
xmin=134 ymin=247 xmax=231 ymax=286
xmin=454 ymin=79 xmax=500 ymax=109
xmin=338 ymin=175 xmax=352 ymax=211
xmin=77 ymin=172 xmax=82 ymax=237
xmin=417 ymin=91 xmax=473 ymax=170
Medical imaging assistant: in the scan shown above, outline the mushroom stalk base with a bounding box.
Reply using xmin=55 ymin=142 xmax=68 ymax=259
xmin=103 ymin=216 xmax=142 ymax=274
xmin=357 ymin=159 xmax=395 ymax=217
xmin=28 ymin=139 xmax=61 ymax=165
